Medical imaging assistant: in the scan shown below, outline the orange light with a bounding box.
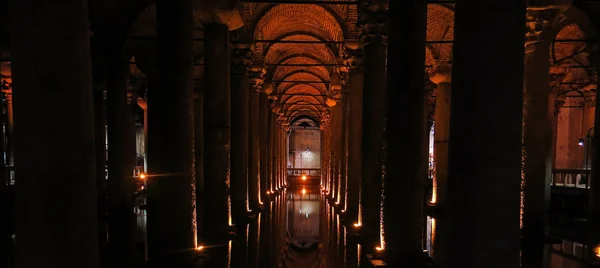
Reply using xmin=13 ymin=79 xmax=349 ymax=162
xmin=375 ymin=246 xmax=384 ymax=251
xmin=140 ymin=173 xmax=146 ymax=179
xmin=594 ymin=245 xmax=600 ymax=258
xmin=302 ymin=175 xmax=307 ymax=181
xmin=302 ymin=188 xmax=306 ymax=195
xmin=353 ymin=223 xmax=361 ymax=228
xmin=196 ymin=246 xmax=204 ymax=251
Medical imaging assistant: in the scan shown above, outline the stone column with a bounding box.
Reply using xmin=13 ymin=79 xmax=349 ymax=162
xmin=521 ymin=8 xmax=556 ymax=268
xmin=249 ymin=70 xmax=264 ymax=209
xmin=259 ymin=90 xmax=270 ymax=202
xmin=202 ymin=22 xmax=231 ymax=243
xmin=5 ymin=92 xmax=12 ymax=170
xmin=106 ymin=53 xmax=135 ymax=268
xmin=358 ymin=0 xmax=387 ymax=252
xmin=429 ymin=62 xmax=452 ymax=264
xmin=0 ymin=64 xmax=8 ymax=268
xmin=382 ymin=0 xmax=427 ymax=266
xmin=268 ymin=111 xmax=275 ymax=193
xmin=147 ymin=0 xmax=195 ymax=257
xmin=193 ymin=84 xmax=204 ymax=241
xmin=445 ymin=1 xmax=526 ymax=267
xmin=231 ymin=44 xmax=252 ymax=227
xmin=9 ymin=0 xmax=99 ymax=266
xmin=137 ymin=98 xmax=148 ymax=173
xmin=93 ymin=85 xmax=107 ymax=262
xmin=588 ymin=47 xmax=600 ymax=263
xmin=344 ymin=46 xmax=364 ymax=225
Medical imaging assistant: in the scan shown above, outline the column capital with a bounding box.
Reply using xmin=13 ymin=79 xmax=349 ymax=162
xmin=249 ymin=66 xmax=266 ymax=92
xmin=343 ymin=44 xmax=364 ymax=72
xmin=231 ymin=43 xmax=254 ymax=73
xmin=358 ymin=1 xmax=388 ymax=46
xmin=429 ymin=62 xmax=452 ymax=84
xmin=554 ymin=95 xmax=567 ymax=117
xmin=584 ymin=90 xmax=597 ymax=107
xmin=196 ymin=9 xmax=243 ymax=30
xmin=525 ymin=7 xmax=559 ymax=50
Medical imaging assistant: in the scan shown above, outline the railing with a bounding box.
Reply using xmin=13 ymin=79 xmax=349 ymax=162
xmin=552 ymin=169 xmax=590 ymax=188
xmin=287 ymin=168 xmax=321 ymax=177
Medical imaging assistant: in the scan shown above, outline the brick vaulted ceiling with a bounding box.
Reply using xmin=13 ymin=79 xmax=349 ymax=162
xmin=122 ymin=1 xmax=597 ymax=125
xmin=241 ymin=2 xmax=456 ymax=125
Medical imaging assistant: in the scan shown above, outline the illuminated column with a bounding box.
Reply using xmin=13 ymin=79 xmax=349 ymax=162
xmin=588 ymin=50 xmax=600 ymax=263
xmin=249 ymin=70 xmax=265 ymax=210
xmin=382 ymin=0 xmax=427 ymax=265
xmin=201 ymin=22 xmax=231 ymax=244
xmin=107 ymin=52 xmax=136 ymax=267
xmin=9 ymin=0 xmax=99 ymax=266
xmin=445 ymin=1 xmax=526 ymax=267
xmin=93 ymin=84 xmax=107 ymax=260
xmin=358 ymin=0 xmax=387 ymax=252
xmin=231 ymin=43 xmax=252 ymax=227
xmin=268 ymin=109 xmax=276 ymax=193
xmin=429 ymin=62 xmax=452 ymax=265
xmin=521 ymin=8 xmax=557 ymax=267
xmin=147 ymin=0 xmax=195 ymax=257
xmin=328 ymin=101 xmax=338 ymax=202
xmin=193 ymin=83 xmax=204 ymax=240
xmin=259 ymin=84 xmax=272 ymax=203
xmin=137 ymin=98 xmax=148 ymax=172
xmin=344 ymin=45 xmax=364 ymax=226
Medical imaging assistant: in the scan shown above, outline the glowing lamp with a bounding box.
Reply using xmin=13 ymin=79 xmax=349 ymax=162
xmin=302 ymin=188 xmax=306 ymax=195
xmin=594 ymin=244 xmax=600 ymax=258
xmin=301 ymin=175 xmax=307 ymax=181
xmin=196 ymin=246 xmax=204 ymax=251
xmin=139 ymin=173 xmax=146 ymax=179
xmin=579 ymin=138 xmax=585 ymax=146
xmin=353 ymin=223 xmax=361 ymax=228
xmin=375 ymin=246 xmax=384 ymax=252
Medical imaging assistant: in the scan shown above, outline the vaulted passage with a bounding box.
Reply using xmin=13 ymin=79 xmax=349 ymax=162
xmin=2 ymin=1 xmax=600 ymax=268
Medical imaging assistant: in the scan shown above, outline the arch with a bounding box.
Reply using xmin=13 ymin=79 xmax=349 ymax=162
xmin=427 ymin=4 xmax=455 ymax=61
xmin=290 ymin=115 xmax=320 ymax=127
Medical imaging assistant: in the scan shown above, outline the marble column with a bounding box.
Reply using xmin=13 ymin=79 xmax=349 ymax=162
xmin=358 ymin=1 xmax=387 ymax=252
xmin=231 ymin=44 xmax=252 ymax=228
xmin=588 ymin=50 xmax=600 ymax=263
xmin=9 ymin=0 xmax=99 ymax=266
xmin=382 ymin=0 xmax=427 ymax=265
xmin=249 ymin=71 xmax=264 ymax=209
xmin=106 ymin=53 xmax=135 ymax=268
xmin=259 ymin=92 xmax=270 ymax=202
xmin=147 ymin=0 xmax=195 ymax=257
xmin=0 ymin=65 xmax=7 ymax=268
xmin=193 ymin=84 xmax=204 ymax=241
xmin=93 ymin=85 xmax=107 ymax=264
xmin=430 ymin=63 xmax=452 ymax=264
xmin=521 ymin=8 xmax=556 ymax=267
xmin=202 ymin=22 xmax=231 ymax=243
xmin=445 ymin=1 xmax=526 ymax=267
xmin=344 ymin=46 xmax=364 ymax=225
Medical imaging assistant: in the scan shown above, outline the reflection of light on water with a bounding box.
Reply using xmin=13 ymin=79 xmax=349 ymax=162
xmin=227 ymin=240 xmax=232 ymax=268
xmin=594 ymin=245 xmax=600 ymax=258
xmin=431 ymin=217 xmax=436 ymax=251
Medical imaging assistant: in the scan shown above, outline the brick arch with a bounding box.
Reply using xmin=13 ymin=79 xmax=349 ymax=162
xmin=280 ymin=85 xmax=327 ymax=104
xmin=263 ymin=31 xmax=340 ymax=56
xmin=249 ymin=3 xmax=347 ymax=40
xmin=276 ymin=71 xmax=329 ymax=94
xmin=427 ymin=4 xmax=454 ymax=61
xmin=551 ymin=22 xmax=597 ymax=94
xmin=291 ymin=115 xmax=320 ymax=127
xmin=287 ymin=109 xmax=323 ymax=121
xmin=263 ymin=37 xmax=337 ymax=65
